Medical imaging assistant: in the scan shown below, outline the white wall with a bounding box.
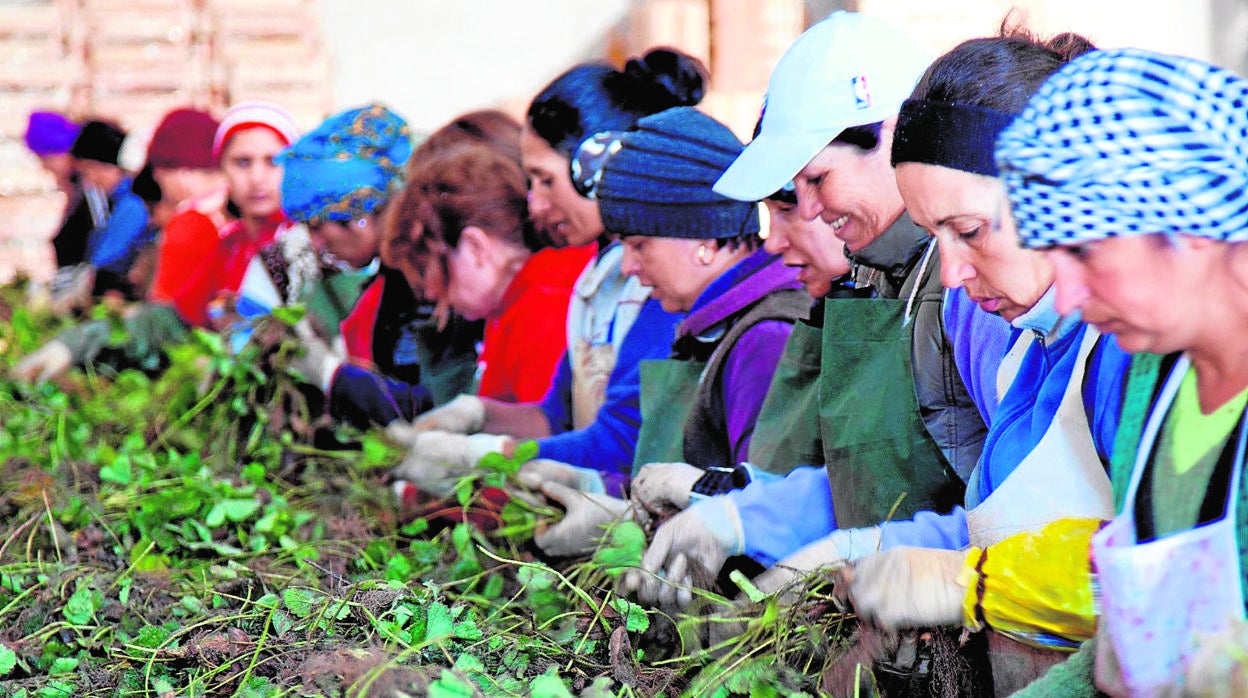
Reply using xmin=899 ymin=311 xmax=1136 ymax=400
xmin=319 ymin=0 xmax=632 ymax=133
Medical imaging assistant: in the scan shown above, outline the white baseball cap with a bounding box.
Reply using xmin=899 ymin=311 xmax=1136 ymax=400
xmin=714 ymin=11 xmax=933 ymax=202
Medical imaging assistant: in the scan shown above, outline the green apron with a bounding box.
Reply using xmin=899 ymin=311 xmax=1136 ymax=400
xmin=747 ymin=320 xmax=824 ymax=475
xmin=412 ymin=316 xmax=480 ymax=407
xmin=632 ymin=358 xmax=705 ymax=474
xmin=818 ymin=298 xmax=964 ymax=528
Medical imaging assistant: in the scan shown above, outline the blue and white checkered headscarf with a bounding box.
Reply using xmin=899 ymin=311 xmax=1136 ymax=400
xmin=996 ymin=48 xmax=1248 ymax=249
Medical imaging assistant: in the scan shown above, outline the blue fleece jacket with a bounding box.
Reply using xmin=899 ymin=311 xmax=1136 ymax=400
xmin=537 ymin=298 xmax=682 ymax=494
xmin=86 ymin=177 xmax=151 ymax=274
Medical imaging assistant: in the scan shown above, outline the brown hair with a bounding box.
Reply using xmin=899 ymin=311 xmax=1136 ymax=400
xmin=407 ymin=109 xmax=522 ymax=173
xmin=383 ymin=142 xmax=530 ymax=322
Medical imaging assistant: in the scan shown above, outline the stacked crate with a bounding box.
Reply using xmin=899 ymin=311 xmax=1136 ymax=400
xmin=0 ymin=0 xmax=334 ymax=282
xmin=0 ymin=1 xmax=79 ymax=282
xmin=80 ymin=0 xmax=212 ymax=135
xmin=205 ymin=0 xmax=332 ymax=130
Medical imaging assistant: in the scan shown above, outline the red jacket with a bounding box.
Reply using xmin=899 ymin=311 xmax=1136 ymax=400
xmin=477 ymin=244 xmax=595 ymax=402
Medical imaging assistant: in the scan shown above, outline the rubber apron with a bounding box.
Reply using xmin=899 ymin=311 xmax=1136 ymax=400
xmin=747 ymin=319 xmax=824 ymax=476
xmin=818 ymin=296 xmax=965 ymax=528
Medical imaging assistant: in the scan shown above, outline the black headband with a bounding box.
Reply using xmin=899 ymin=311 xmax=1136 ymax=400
xmin=891 ymin=99 xmax=1016 ymax=177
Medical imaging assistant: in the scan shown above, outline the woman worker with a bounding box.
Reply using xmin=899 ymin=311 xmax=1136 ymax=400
xmin=523 ymin=106 xmax=809 ymax=556
xmin=624 ymin=11 xmax=1004 ymax=610
xmin=991 ymin=48 xmax=1248 ymax=698
xmin=12 ymin=104 xmax=298 ymax=381
xmin=283 ymin=106 xmax=585 ymax=425
xmin=390 ymin=50 xmax=697 ymax=494
xmin=382 ymin=140 xmax=593 ymax=491
xmin=832 ymin=31 xmax=1134 ymax=695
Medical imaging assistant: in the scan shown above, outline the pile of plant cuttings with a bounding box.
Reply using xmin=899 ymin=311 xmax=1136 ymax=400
xmin=0 ymin=287 xmax=860 ymax=698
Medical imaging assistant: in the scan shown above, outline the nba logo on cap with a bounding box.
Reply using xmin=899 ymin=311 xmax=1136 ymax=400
xmin=852 ymin=75 xmax=872 ymax=109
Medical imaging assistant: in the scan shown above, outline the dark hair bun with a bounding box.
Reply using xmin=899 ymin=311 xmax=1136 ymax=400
xmin=1045 ymin=32 xmax=1096 ymax=62
xmin=621 ymin=48 xmax=707 ymax=112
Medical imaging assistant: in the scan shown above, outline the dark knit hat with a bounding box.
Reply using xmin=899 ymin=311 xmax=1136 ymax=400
xmin=594 ymin=107 xmax=759 ymax=239
xmin=70 ymin=120 xmax=126 ymax=165
xmin=146 ymin=108 xmax=220 ymax=169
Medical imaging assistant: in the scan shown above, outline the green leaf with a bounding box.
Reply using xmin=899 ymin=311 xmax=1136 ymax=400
xmin=454 ymin=477 xmax=474 ymax=507
xmin=205 ymin=498 xmax=260 ymax=527
xmin=132 ymin=625 xmax=173 ymax=649
xmin=730 ymin=568 xmax=767 ymax=603
xmin=50 ymin=656 xmax=78 ymax=674
xmin=452 ymin=611 xmax=483 ymax=641
xmin=610 ymin=597 xmax=650 ymax=633
xmin=128 ymin=540 xmax=169 ymax=572
xmin=0 ymin=644 xmax=16 ymax=676
xmin=513 ymin=439 xmax=539 ymax=463
xmin=283 ymin=588 xmax=315 ymax=619
xmin=63 ymin=584 xmax=101 ymax=625
xmin=241 ymin=462 xmax=266 ymax=484
xmin=590 ymin=519 xmax=646 ymax=576
xmin=39 ymin=681 xmax=76 ymax=698
xmin=270 ymin=304 xmax=305 ymax=326
xmin=99 ymin=454 xmax=132 ymax=485
xmin=385 ymin=553 xmax=414 ymax=582
xmin=272 ymin=610 xmax=293 ymax=638
xmin=425 ymin=602 xmax=453 ymax=641
xmin=481 ymin=574 xmax=504 ymax=600
xmin=359 ymin=435 xmax=396 ymax=469
xmin=428 ymin=670 xmax=476 ymax=698
xmin=529 ymin=667 xmax=575 ymax=698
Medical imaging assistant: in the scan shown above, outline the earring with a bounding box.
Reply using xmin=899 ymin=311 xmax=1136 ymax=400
xmin=696 ymin=244 xmax=714 ymax=266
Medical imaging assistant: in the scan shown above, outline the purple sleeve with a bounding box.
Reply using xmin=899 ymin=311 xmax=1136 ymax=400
xmin=943 ymin=288 xmax=1012 ymax=427
xmin=722 ymin=319 xmax=795 ymax=463
xmin=728 ymin=466 xmax=836 ymax=567
xmin=877 ymin=507 xmax=970 ymax=551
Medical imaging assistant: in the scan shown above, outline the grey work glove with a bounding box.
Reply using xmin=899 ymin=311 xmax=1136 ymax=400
xmin=843 ymin=546 xmax=968 ymax=631
xmin=622 ymin=496 xmax=744 ymax=611
xmin=630 ymin=461 xmax=704 ymax=518
xmin=751 ymin=526 xmax=882 ymax=601
xmin=11 ymin=340 xmax=73 ymax=383
xmin=534 ymin=481 xmax=632 ymax=557
xmin=49 ymin=263 xmax=95 ymax=315
xmin=410 ymin=394 xmax=487 ymax=434
xmin=385 ymin=424 xmax=511 ymax=498
xmin=518 ymin=459 xmax=606 ymax=494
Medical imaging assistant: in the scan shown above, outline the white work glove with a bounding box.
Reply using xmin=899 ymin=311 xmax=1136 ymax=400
xmin=622 ymin=496 xmax=744 ymax=611
xmin=518 ymin=459 xmax=606 ymax=494
xmin=751 ymin=526 xmax=882 ymax=600
xmin=385 ymin=425 xmax=512 ymax=497
xmin=11 ymin=340 xmax=73 ymax=383
xmin=1181 ymin=619 xmax=1248 ymax=698
xmin=411 ymin=394 xmax=487 ymax=434
xmin=534 ymin=481 xmax=632 ymax=557
xmin=631 ymin=462 xmax=704 ymax=517
xmin=291 ymin=322 xmax=342 ymax=392
xmin=843 ymin=546 xmax=968 ymax=631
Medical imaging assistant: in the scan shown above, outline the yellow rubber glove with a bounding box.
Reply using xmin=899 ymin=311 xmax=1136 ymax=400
xmin=961 ymin=517 xmax=1103 ymax=650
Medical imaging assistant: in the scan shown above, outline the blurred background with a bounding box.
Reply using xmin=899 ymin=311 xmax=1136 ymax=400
xmin=1 ymin=0 xmax=1245 ymax=283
